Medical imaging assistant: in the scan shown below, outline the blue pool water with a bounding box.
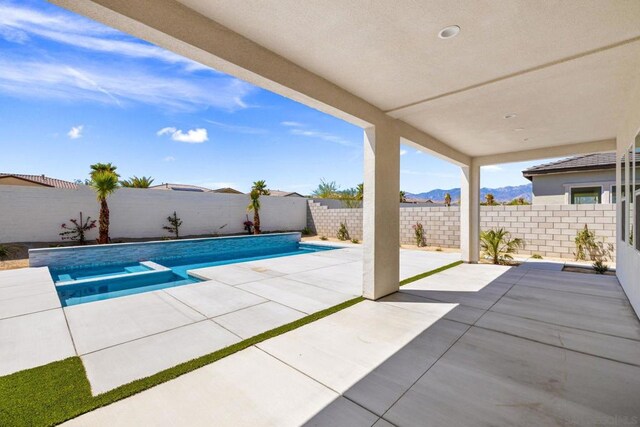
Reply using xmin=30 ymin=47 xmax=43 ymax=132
xmin=54 ymin=242 xmax=339 ymax=306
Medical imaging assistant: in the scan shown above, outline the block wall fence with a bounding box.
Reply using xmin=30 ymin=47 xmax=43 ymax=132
xmin=307 ymin=201 xmax=616 ymax=259
xmin=0 ymin=186 xmax=307 ymax=243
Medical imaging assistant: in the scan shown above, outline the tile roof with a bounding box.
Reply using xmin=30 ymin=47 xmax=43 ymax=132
xmin=268 ymin=190 xmax=305 ymax=197
xmin=522 ymin=152 xmax=617 ymax=179
xmin=0 ymin=173 xmax=78 ymax=189
xmin=149 ymin=183 xmax=212 ymax=192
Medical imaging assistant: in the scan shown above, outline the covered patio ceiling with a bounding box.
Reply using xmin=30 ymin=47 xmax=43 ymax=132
xmin=53 ymin=0 xmax=640 ymax=162
xmin=168 ymin=0 xmax=639 ymax=158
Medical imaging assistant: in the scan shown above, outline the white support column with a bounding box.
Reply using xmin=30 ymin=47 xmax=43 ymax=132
xmin=460 ymin=160 xmax=480 ymax=263
xmin=363 ymin=123 xmax=400 ymax=300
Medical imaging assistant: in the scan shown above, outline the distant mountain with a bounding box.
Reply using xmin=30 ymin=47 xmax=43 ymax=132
xmin=406 ymin=184 xmax=532 ymax=203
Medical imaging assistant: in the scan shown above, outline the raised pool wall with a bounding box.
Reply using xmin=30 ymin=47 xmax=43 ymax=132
xmin=29 ymin=233 xmax=301 ymax=270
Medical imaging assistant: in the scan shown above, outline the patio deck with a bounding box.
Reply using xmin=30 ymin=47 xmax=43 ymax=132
xmin=62 ymin=261 xmax=640 ymax=426
xmin=0 ymin=245 xmax=460 ymax=394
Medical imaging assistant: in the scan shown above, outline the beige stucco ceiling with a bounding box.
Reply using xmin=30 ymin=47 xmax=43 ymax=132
xmin=175 ymin=0 xmax=639 ymax=157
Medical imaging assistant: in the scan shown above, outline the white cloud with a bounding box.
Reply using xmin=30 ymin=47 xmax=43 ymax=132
xmin=0 ymin=58 xmax=256 ymax=111
xmin=67 ymin=125 xmax=83 ymax=139
xmin=400 ymin=149 xmax=408 ymax=156
xmin=0 ymin=3 xmax=211 ymax=72
xmin=158 ymin=127 xmax=208 ymax=144
xmin=163 ymin=156 xmax=176 ymax=162
xmin=482 ymin=165 xmax=503 ymax=172
xmin=281 ymin=121 xmax=304 ymax=127
xmin=290 ymin=128 xmax=352 ymax=146
xmin=205 ymin=120 xmax=267 ymax=135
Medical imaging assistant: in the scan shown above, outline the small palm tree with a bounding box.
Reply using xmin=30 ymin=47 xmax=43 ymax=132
xmin=121 ymin=176 xmax=154 ymax=188
xmin=399 ymin=191 xmax=407 ymax=203
xmin=444 ymin=193 xmax=451 ymax=207
xmin=91 ymin=171 xmax=119 ymax=244
xmin=247 ymin=180 xmax=269 ymax=234
xmin=312 ymin=179 xmax=339 ymax=198
xmin=480 ymin=228 xmax=524 ymax=265
xmin=485 ymin=193 xmax=496 ymax=206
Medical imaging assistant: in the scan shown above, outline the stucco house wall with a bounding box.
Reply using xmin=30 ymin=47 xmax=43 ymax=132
xmin=531 ymin=169 xmax=616 ymax=204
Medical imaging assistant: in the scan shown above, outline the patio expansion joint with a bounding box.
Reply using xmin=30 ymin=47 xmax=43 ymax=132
xmin=78 ymin=318 xmax=215 ymax=357
xmin=470 ymin=318 xmax=640 ymax=369
xmin=515 ymin=270 xmax=627 ymax=301
xmin=1 ymin=305 xmax=59 ymax=322
xmin=253 ymin=345 xmax=382 ymax=421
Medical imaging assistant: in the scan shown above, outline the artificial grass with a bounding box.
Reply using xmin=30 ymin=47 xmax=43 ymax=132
xmin=0 ymin=260 xmax=462 ymax=426
xmin=400 ymin=260 xmax=464 ymax=286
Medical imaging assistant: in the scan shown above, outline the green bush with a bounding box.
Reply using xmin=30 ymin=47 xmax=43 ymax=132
xmin=337 ymin=222 xmax=350 ymax=241
xmin=480 ymin=228 xmax=524 ymax=265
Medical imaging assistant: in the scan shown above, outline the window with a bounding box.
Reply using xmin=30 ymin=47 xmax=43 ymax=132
xmin=611 ymin=184 xmax=640 ymax=203
xmin=571 ymin=186 xmax=601 ymax=204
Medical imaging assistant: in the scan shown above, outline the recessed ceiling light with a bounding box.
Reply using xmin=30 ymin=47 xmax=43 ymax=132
xmin=513 ymin=127 xmax=524 ymax=132
xmin=504 ymin=113 xmax=517 ymax=119
xmin=438 ymin=25 xmax=460 ymax=39
xmin=523 ymin=138 xmax=530 ymax=142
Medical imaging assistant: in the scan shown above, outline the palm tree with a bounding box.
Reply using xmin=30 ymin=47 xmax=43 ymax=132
xmin=480 ymin=228 xmax=525 ymax=265
xmin=90 ymin=162 xmax=119 ymax=179
xmin=121 ymin=176 xmax=154 ymax=188
xmin=90 ymin=170 xmax=119 ymax=244
xmin=444 ymin=193 xmax=451 ymax=207
xmin=312 ymin=179 xmax=339 ymax=198
xmin=485 ymin=193 xmax=496 ymax=206
xmin=356 ymin=183 xmax=364 ymax=201
xmin=399 ymin=191 xmax=407 ymax=203
xmin=247 ymin=180 xmax=269 ymax=234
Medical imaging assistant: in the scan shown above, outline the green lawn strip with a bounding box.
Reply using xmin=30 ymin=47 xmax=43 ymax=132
xmin=400 ymin=260 xmax=464 ymax=286
xmin=1 ymin=260 xmax=463 ymax=427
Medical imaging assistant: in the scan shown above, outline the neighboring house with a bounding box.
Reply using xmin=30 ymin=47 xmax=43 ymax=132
xmin=268 ymin=190 xmax=305 ymax=197
xmin=0 ymin=173 xmax=78 ymax=189
xmin=212 ymin=187 xmax=244 ymax=195
xmin=523 ymin=153 xmax=638 ymax=205
xmin=149 ymin=183 xmax=212 ymax=192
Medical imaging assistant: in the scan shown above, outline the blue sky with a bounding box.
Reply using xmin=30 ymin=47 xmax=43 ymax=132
xmin=0 ymin=0 xmax=547 ymax=194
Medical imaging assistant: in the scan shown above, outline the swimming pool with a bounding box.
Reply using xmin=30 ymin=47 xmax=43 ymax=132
xmin=52 ymin=240 xmax=339 ymax=306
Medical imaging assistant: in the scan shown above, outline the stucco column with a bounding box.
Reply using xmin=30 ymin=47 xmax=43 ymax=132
xmin=460 ymin=161 xmax=480 ymax=263
xmin=363 ymin=123 xmax=400 ymax=300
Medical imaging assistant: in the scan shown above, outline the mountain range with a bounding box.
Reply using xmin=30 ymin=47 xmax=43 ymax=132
xmin=406 ymin=184 xmax=532 ymax=202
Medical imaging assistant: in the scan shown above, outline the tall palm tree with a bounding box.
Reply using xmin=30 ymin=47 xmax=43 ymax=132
xmin=399 ymin=191 xmax=407 ymax=203
xmin=480 ymin=228 xmax=524 ymax=265
xmin=444 ymin=193 xmax=451 ymax=207
xmin=90 ymin=162 xmax=119 ymax=179
xmin=121 ymin=176 xmax=154 ymax=188
xmin=356 ymin=183 xmax=364 ymax=201
xmin=485 ymin=193 xmax=496 ymax=206
xmin=247 ymin=180 xmax=269 ymax=234
xmin=91 ymin=171 xmax=119 ymax=244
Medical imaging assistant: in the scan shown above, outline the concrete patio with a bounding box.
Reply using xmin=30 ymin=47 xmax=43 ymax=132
xmin=0 ymin=245 xmax=460 ymax=394
xmin=61 ymin=261 xmax=640 ymax=426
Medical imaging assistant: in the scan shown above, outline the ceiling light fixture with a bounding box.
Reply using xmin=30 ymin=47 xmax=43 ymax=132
xmin=438 ymin=25 xmax=460 ymax=39
xmin=523 ymin=138 xmax=530 ymax=142
xmin=504 ymin=113 xmax=517 ymax=119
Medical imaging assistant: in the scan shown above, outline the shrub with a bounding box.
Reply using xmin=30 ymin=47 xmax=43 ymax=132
xmin=350 ymin=238 xmax=360 ymax=244
xmin=302 ymin=227 xmax=312 ymax=235
xmin=435 ymin=247 xmax=442 ymax=252
xmin=59 ymin=212 xmax=97 ymax=245
xmin=412 ymin=223 xmax=426 ymax=247
xmin=531 ymin=253 xmax=543 ymax=259
xmin=337 ymin=222 xmax=350 ymax=241
xmin=574 ymin=224 xmax=597 ymax=261
xmin=593 ymin=260 xmax=609 ymax=274
xmin=480 ymin=228 xmax=525 ymax=265
xmin=320 ymin=236 xmax=328 ymax=241
xmin=163 ymin=211 xmax=183 ymax=239
xmin=0 ymin=244 xmax=11 ymax=261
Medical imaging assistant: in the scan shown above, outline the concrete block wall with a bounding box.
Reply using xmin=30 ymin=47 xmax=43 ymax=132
xmin=307 ymin=200 xmax=616 ymax=259
xmin=0 ymin=185 xmax=308 ymax=243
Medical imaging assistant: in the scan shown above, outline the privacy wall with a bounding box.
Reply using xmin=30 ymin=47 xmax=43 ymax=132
xmin=0 ymin=186 xmax=307 ymax=243
xmin=308 ymin=200 xmax=616 ymax=259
